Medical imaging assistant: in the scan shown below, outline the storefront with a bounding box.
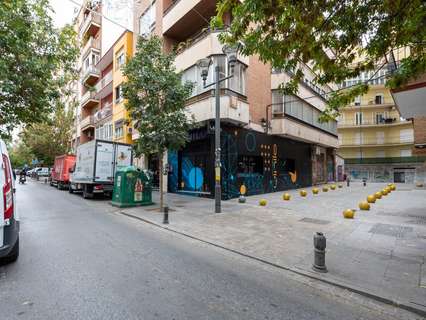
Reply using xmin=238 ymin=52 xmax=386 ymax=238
xmin=168 ymin=124 xmax=313 ymax=199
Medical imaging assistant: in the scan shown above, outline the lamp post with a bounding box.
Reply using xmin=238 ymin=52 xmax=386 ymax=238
xmin=197 ymin=44 xmax=238 ymax=213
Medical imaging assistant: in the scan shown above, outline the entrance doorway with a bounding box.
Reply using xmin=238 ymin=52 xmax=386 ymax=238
xmin=394 ymin=171 xmax=405 ymax=183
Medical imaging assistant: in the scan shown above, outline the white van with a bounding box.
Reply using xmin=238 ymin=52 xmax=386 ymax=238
xmin=0 ymin=140 xmax=19 ymax=263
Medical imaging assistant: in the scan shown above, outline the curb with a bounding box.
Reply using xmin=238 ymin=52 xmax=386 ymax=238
xmin=118 ymin=210 xmax=426 ymax=318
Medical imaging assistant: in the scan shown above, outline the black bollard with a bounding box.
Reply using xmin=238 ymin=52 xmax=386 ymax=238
xmin=346 ymin=177 xmax=350 ymax=187
xmin=163 ymin=206 xmax=169 ymax=224
xmin=313 ymin=232 xmax=328 ymax=273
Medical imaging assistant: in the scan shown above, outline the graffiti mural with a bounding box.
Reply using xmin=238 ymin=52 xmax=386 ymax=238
xmin=169 ymin=125 xmax=314 ymax=199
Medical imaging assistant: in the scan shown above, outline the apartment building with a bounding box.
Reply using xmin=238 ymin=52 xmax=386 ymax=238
xmin=338 ymin=83 xmax=424 ymax=183
xmin=71 ymin=0 xmax=134 ymax=148
xmin=112 ymin=31 xmax=134 ymax=144
xmin=133 ymin=0 xmax=338 ymax=198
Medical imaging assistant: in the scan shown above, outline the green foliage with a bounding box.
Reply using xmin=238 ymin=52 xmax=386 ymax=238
xmin=9 ymin=143 xmax=34 ymax=168
xmin=0 ymin=0 xmax=79 ymax=138
xmin=19 ymin=106 xmax=74 ymax=166
xmin=122 ymin=36 xmax=194 ymax=157
xmin=213 ymin=0 xmax=426 ymax=116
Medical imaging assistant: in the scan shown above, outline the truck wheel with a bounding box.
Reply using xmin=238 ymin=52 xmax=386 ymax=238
xmin=69 ymin=185 xmax=74 ymax=194
xmin=83 ymin=185 xmax=91 ymax=199
xmin=1 ymin=237 xmax=19 ymax=264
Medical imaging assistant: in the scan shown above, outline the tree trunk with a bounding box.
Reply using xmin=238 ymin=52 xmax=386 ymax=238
xmin=158 ymin=151 xmax=164 ymax=211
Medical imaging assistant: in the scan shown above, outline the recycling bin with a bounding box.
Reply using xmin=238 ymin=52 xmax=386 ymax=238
xmin=111 ymin=166 xmax=153 ymax=208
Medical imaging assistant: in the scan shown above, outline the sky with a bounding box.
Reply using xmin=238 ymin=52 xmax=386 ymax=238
xmin=49 ymin=0 xmax=82 ymax=28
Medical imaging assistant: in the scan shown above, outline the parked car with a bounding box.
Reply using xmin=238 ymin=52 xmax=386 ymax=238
xmin=0 ymin=139 xmax=19 ymax=264
xmin=36 ymin=167 xmax=50 ymax=177
xmin=51 ymin=154 xmax=76 ymax=190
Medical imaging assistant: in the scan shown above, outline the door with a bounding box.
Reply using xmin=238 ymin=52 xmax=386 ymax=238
xmin=95 ymin=141 xmax=114 ymax=182
xmin=394 ymin=171 xmax=405 ymax=183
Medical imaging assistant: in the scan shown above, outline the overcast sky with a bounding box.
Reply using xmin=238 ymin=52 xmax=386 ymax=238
xmin=49 ymin=0 xmax=82 ymax=28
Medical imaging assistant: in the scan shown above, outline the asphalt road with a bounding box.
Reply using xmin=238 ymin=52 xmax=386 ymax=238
xmin=0 ymin=181 xmax=414 ymax=320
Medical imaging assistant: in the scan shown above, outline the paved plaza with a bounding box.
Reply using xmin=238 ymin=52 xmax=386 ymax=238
xmin=121 ymin=182 xmax=426 ymax=316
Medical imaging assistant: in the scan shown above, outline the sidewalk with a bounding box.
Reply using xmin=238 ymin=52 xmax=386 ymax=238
xmin=120 ymin=183 xmax=426 ymax=316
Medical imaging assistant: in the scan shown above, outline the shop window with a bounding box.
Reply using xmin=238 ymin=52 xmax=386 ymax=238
xmin=237 ymin=156 xmax=263 ymax=174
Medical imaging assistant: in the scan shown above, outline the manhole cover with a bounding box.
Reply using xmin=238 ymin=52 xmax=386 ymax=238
xmin=369 ymin=223 xmax=413 ymax=238
xmin=407 ymin=214 xmax=426 ymax=220
xmin=299 ymin=218 xmax=330 ymax=225
xmin=406 ymin=219 xmax=426 ymax=225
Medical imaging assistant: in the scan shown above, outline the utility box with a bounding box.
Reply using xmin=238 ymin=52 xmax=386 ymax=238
xmin=111 ymin=166 xmax=153 ymax=208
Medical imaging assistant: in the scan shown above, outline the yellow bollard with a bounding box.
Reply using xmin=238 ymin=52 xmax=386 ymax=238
xmin=283 ymin=193 xmax=291 ymax=201
xmin=367 ymin=195 xmax=376 ymax=203
xmin=259 ymin=199 xmax=267 ymax=206
xmin=300 ymin=190 xmax=307 ymax=197
xmin=312 ymin=188 xmax=319 ymax=194
xmin=359 ymin=201 xmax=370 ymax=210
xmin=374 ymin=192 xmax=382 ymax=200
xmin=343 ymin=209 xmax=355 ymax=219
xmin=322 ymin=186 xmax=329 ymax=192
xmin=330 ymin=185 xmax=336 ymax=190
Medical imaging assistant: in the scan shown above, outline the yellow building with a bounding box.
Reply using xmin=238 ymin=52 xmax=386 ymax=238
xmin=112 ymin=31 xmax=134 ymax=144
xmin=337 ymin=84 xmax=424 ymax=183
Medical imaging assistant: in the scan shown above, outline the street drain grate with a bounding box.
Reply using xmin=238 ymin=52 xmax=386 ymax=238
xmin=369 ymin=223 xmax=413 ymax=238
xmin=299 ymin=218 xmax=330 ymax=225
xmin=406 ymin=219 xmax=426 ymax=225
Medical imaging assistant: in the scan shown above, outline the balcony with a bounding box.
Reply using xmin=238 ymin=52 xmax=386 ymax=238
xmin=79 ymin=11 xmax=101 ymax=40
xmin=94 ymin=103 xmax=112 ymax=123
xmin=185 ymin=91 xmax=249 ymax=125
xmin=338 ymin=118 xmax=411 ymax=128
xmin=81 ymin=36 xmax=100 ymax=60
xmin=94 ymin=70 xmax=113 ymax=100
xmin=271 ymin=102 xmax=338 ymax=148
xmin=163 ymin=0 xmax=217 ymax=41
xmin=81 ymin=64 xmax=100 ymax=86
xmin=80 ymin=115 xmax=95 ymax=131
xmin=339 ymin=137 xmax=414 ymax=147
xmin=175 ymin=30 xmax=249 ymax=72
xmin=81 ymin=90 xmax=99 ymax=109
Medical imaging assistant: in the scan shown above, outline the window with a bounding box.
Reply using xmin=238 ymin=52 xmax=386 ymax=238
xmin=375 ymin=112 xmax=385 ymax=124
xmin=354 ymin=132 xmax=363 ymax=144
xmin=139 ymin=1 xmax=156 ymax=37
xmin=375 ymin=94 xmax=384 ymax=104
xmin=354 ymin=96 xmax=361 ymax=106
xmin=115 ymin=49 xmax=125 ymax=70
xmin=355 ymin=112 xmax=363 ymax=125
xmin=400 ymin=129 xmax=414 ymax=142
xmin=115 ymin=122 xmax=124 ymax=138
xmin=376 ymin=131 xmax=385 ymax=144
xmin=400 ymin=149 xmax=412 ymax=157
xmin=115 ymin=85 xmax=123 ymax=103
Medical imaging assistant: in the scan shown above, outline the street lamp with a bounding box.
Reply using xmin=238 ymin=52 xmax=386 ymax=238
xmin=197 ymin=44 xmax=239 ymax=213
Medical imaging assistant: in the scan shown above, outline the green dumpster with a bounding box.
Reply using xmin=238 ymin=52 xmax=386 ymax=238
xmin=111 ymin=166 xmax=153 ymax=207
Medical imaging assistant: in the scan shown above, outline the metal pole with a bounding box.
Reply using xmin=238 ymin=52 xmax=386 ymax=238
xmin=214 ymin=65 xmax=221 ymax=213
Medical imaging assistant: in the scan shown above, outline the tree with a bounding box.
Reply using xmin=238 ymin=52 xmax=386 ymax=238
xmin=122 ymin=36 xmax=193 ymax=210
xmin=9 ymin=142 xmax=34 ymax=169
xmin=20 ymin=105 xmax=74 ymax=166
xmin=213 ymin=0 xmax=426 ymax=119
xmin=0 ymin=0 xmax=79 ymax=138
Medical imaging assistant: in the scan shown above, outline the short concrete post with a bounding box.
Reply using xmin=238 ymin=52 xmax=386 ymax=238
xmin=313 ymin=232 xmax=327 ymax=273
xmin=163 ymin=206 xmax=169 ymax=224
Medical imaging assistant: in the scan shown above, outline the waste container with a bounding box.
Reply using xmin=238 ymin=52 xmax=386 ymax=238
xmin=111 ymin=166 xmax=153 ymax=207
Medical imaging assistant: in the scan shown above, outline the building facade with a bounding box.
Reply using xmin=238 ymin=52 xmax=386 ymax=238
xmin=132 ymin=0 xmax=338 ymax=198
xmin=338 ymin=84 xmax=424 ymax=183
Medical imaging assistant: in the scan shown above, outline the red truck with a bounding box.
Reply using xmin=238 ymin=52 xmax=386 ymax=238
xmin=50 ymin=154 xmax=76 ymax=190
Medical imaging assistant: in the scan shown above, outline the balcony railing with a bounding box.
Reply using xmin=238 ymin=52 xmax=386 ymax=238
xmin=94 ymin=103 xmax=112 ymax=122
xmin=345 ymin=156 xmax=426 ymax=165
xmin=81 ymin=64 xmax=100 ymax=84
xmin=340 ymin=137 xmax=414 ymax=146
xmin=80 ymin=115 xmax=95 ymax=130
xmin=79 ymin=11 xmax=101 ymax=39
xmin=81 ymin=90 xmax=98 ymax=108
xmin=338 ymin=118 xmax=407 ymax=127
xmin=81 ymin=36 xmax=100 ymax=58
xmin=95 ymin=70 xmax=113 ymax=92
xmin=272 ymin=103 xmax=337 ymax=135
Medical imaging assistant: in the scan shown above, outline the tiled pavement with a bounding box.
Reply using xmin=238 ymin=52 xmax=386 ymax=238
xmin=120 ymin=182 xmax=426 ymax=315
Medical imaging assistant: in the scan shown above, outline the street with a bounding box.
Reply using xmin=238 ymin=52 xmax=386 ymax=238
xmin=0 ymin=181 xmax=415 ymax=320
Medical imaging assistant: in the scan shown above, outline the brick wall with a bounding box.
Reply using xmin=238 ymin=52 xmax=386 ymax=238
xmin=247 ymin=56 xmax=271 ymax=124
xmin=413 ymin=117 xmax=426 ymax=155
